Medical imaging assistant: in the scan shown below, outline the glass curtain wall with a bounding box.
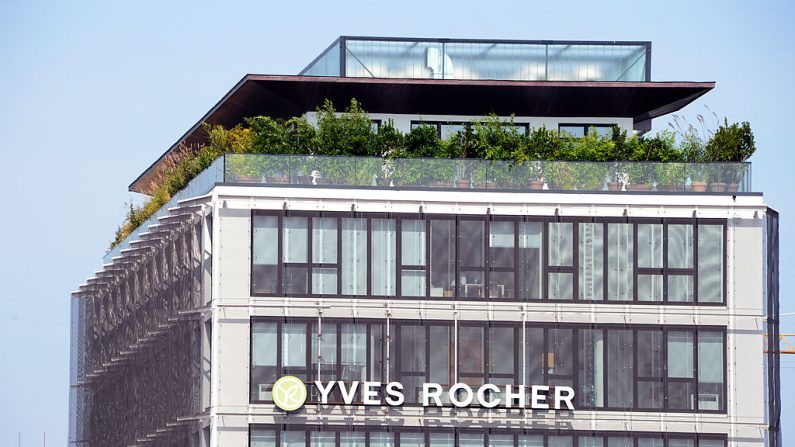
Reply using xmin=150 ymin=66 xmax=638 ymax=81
xmin=251 ymin=318 xmax=726 ymax=412
xmin=253 ymin=212 xmax=726 ymax=304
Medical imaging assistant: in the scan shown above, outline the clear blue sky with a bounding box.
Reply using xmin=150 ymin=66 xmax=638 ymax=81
xmin=0 ymin=0 xmax=793 ymax=444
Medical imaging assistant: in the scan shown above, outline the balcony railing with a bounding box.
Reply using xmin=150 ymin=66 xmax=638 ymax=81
xmin=107 ymin=154 xmax=751 ymax=262
xmin=223 ymin=154 xmax=751 ymax=193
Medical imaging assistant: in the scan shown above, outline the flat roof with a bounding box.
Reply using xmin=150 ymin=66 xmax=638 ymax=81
xmin=129 ymin=75 xmax=714 ymax=194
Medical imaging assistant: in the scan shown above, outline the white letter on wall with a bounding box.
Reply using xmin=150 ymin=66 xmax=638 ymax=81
xmin=554 ymin=386 xmax=575 ymax=410
xmin=338 ymin=381 xmax=359 ymax=404
xmin=476 ymin=384 xmax=501 ymax=408
xmin=448 ymin=384 xmax=474 ymax=408
xmin=362 ymin=382 xmax=380 ymax=405
xmin=314 ymin=381 xmax=335 ymax=405
xmin=504 ymin=385 xmax=526 ymax=408
xmin=422 ymin=383 xmax=443 ymax=407
xmin=385 ymin=382 xmax=404 ymax=406
xmin=531 ymin=385 xmax=549 ymax=409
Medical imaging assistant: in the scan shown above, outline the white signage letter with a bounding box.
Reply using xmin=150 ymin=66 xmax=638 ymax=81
xmin=554 ymin=386 xmax=575 ymax=410
xmin=338 ymin=381 xmax=359 ymax=404
xmin=422 ymin=383 xmax=444 ymax=407
xmin=448 ymin=383 xmax=474 ymax=407
xmin=385 ymin=382 xmax=404 ymax=406
xmin=504 ymin=385 xmax=526 ymax=408
xmin=476 ymin=384 xmax=501 ymax=408
xmin=531 ymin=385 xmax=549 ymax=409
xmin=314 ymin=381 xmax=335 ymax=405
xmin=362 ymin=381 xmax=380 ymax=405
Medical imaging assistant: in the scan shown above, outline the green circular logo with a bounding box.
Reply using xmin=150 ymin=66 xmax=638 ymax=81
xmin=272 ymin=376 xmax=307 ymax=411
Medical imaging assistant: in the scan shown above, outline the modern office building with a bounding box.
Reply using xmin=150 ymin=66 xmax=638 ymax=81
xmin=70 ymin=37 xmax=781 ymax=447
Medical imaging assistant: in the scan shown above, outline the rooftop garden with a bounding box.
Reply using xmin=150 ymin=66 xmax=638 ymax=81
xmin=112 ymin=100 xmax=755 ymax=248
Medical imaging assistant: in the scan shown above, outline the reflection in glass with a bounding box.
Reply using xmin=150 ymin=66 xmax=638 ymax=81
xmin=342 ymin=218 xmax=367 ymax=295
xmin=284 ymin=217 xmax=308 ymax=263
xmin=638 ymin=224 xmax=663 ymax=268
xmin=430 ymin=220 xmax=456 ymax=297
xmin=578 ymin=329 xmax=604 ymax=407
xmin=549 ymin=222 xmax=573 ymax=266
xmin=698 ymin=331 xmax=724 ymax=410
xmin=698 ymin=225 xmax=723 ymax=302
xmin=579 ymin=223 xmax=604 ymax=300
xmin=251 ymin=430 xmax=276 ymax=447
xmin=312 ymin=217 xmax=337 ymax=263
xmin=668 ymin=275 xmax=693 ymax=302
xmin=668 ymin=224 xmax=694 ymax=268
xmin=519 ymin=223 xmax=543 ymax=299
xmin=253 ymin=215 xmax=279 ymax=294
xmin=607 ymin=223 xmax=633 ymax=301
xmin=607 ymin=330 xmax=634 ymax=408
xmin=372 ymin=219 xmax=396 ymax=296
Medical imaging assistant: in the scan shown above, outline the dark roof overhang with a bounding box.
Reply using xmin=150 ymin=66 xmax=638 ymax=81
xmin=130 ymin=75 xmax=714 ymax=194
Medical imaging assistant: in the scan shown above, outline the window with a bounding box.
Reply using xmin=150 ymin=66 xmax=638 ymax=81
xmin=372 ymin=218 xmax=397 ymax=296
xmin=251 ymin=429 xmax=724 ymax=447
xmin=578 ymin=329 xmax=604 ymax=408
xmin=519 ymin=222 xmax=543 ymax=300
xmin=606 ymin=330 xmax=634 ymax=408
xmin=579 ymin=223 xmax=604 ymax=300
xmin=559 ymin=123 xmax=616 ymax=138
xmin=430 ymin=219 xmax=456 ymax=298
xmin=251 ymin=318 xmax=726 ymax=413
xmin=489 ymin=220 xmax=516 ymax=299
xmin=252 ymin=215 xmax=279 ymax=294
xmin=698 ymin=225 xmax=723 ymax=303
xmin=252 ymin=212 xmax=725 ymax=304
xmin=606 ymin=223 xmax=632 ymax=301
xmin=342 ymin=218 xmax=367 ymax=295
xmin=458 ymin=219 xmax=485 ymax=299
xmin=400 ymin=219 xmax=426 ymax=297
xmin=637 ymin=330 xmax=664 ymax=409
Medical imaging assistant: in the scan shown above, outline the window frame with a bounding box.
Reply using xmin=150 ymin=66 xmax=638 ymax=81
xmin=249 ymin=425 xmax=728 ymax=447
xmin=250 ymin=316 xmax=727 ymax=413
xmin=251 ymin=211 xmax=727 ymax=305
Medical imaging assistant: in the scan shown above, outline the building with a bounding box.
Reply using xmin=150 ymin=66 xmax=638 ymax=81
xmin=69 ymin=37 xmax=782 ymax=447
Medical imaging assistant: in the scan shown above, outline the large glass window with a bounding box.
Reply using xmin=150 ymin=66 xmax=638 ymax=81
xmin=401 ymin=219 xmax=426 ymax=297
xmin=698 ymin=331 xmax=725 ymax=411
xmin=519 ymin=222 xmax=543 ymax=300
xmin=667 ymin=331 xmax=695 ymax=410
xmin=489 ymin=220 xmax=515 ymax=299
xmin=606 ymin=223 xmax=632 ymax=301
xmin=579 ymin=223 xmax=604 ymax=300
xmin=342 ymin=218 xmax=367 ymax=295
xmin=698 ymin=225 xmax=723 ymax=303
xmin=251 ymin=428 xmax=722 ymax=447
xmin=253 ymin=215 xmax=279 ymax=294
xmin=459 ymin=219 xmax=485 ymax=299
xmin=251 ymin=318 xmax=726 ymax=413
xmin=252 ymin=212 xmax=724 ymax=304
xmin=372 ymin=218 xmax=396 ymax=296
xmin=430 ymin=219 xmax=456 ymax=298
xmin=606 ymin=330 xmax=633 ymax=408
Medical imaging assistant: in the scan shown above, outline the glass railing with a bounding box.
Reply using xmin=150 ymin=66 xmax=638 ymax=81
xmin=223 ymin=154 xmax=751 ymax=193
xmin=108 ymin=154 xmax=751 ymax=262
xmin=301 ymin=37 xmax=650 ymax=82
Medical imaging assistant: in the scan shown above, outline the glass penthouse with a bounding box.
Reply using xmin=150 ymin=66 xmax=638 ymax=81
xmin=70 ymin=37 xmax=781 ymax=447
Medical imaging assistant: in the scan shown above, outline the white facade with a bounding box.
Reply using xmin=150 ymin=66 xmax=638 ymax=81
xmin=192 ymin=185 xmax=776 ymax=447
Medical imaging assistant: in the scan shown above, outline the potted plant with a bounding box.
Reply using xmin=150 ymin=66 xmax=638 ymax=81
xmin=704 ymin=120 xmax=755 ymax=192
xmin=546 ymin=161 xmax=578 ymax=191
xmin=654 ymin=163 xmax=686 ymax=191
xmin=625 ymin=163 xmax=653 ymax=191
xmin=688 ymin=163 xmax=709 ymax=192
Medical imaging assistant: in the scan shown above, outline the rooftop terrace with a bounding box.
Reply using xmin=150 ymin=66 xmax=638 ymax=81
xmin=301 ymin=36 xmax=651 ymax=82
xmin=107 ymin=154 xmax=753 ymax=261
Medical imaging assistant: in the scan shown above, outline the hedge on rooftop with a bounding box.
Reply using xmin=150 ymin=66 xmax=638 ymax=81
xmin=111 ymin=99 xmax=755 ymax=249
